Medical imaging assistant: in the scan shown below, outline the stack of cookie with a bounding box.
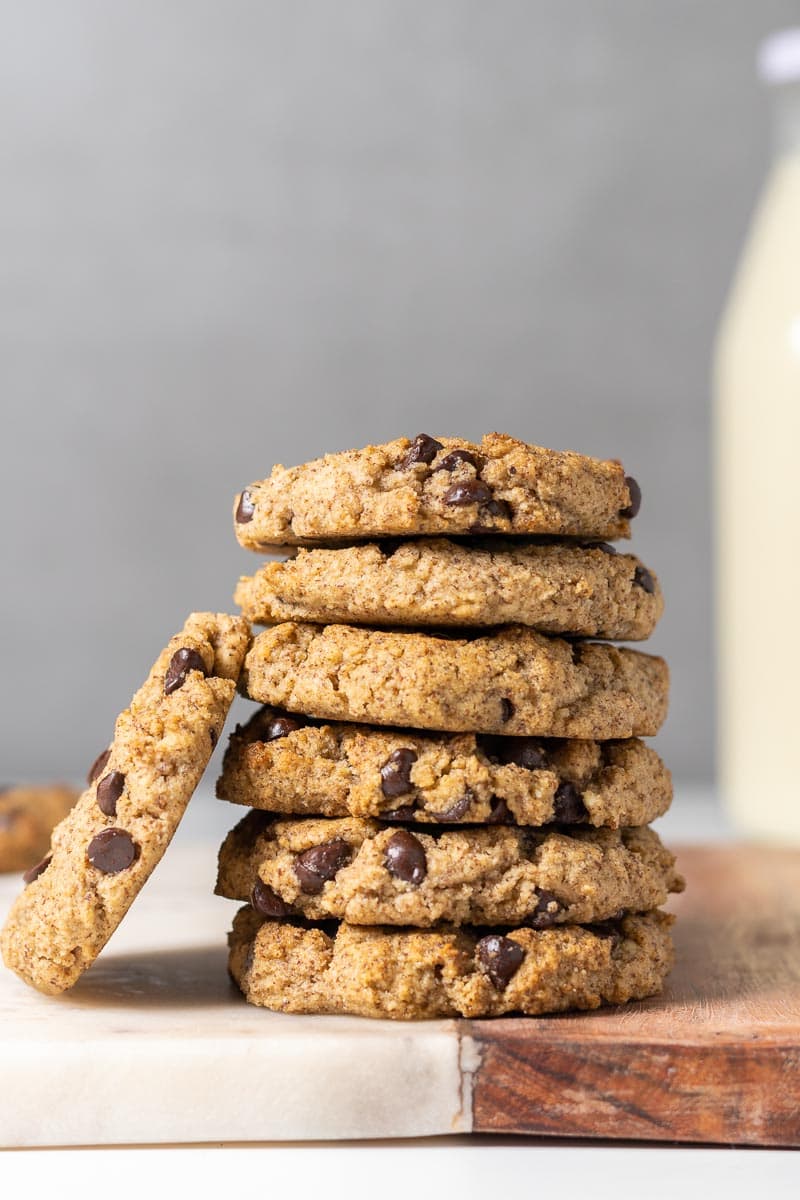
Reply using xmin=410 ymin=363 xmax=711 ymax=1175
xmin=216 ymin=433 xmax=682 ymax=1019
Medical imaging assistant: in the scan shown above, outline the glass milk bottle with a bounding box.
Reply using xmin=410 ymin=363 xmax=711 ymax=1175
xmin=714 ymin=30 xmax=800 ymax=841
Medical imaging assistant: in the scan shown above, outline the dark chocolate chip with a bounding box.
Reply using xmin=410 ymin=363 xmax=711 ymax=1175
xmin=87 ymin=747 xmax=112 ymax=786
xmin=621 ymin=476 xmax=641 ymax=519
xmin=500 ymin=698 xmax=514 ymax=723
xmin=444 ymin=479 xmax=492 ymax=506
xmin=380 ymin=748 xmax=418 ymax=797
xmin=400 ymin=434 xmax=443 ymax=468
xmin=96 ymin=770 xmax=125 ymax=818
xmin=251 ymin=879 xmax=293 ymax=918
xmin=210 ymin=728 xmax=218 ymax=747
xmin=530 ymin=888 xmax=564 ymax=929
xmin=23 ymin=854 xmax=52 ymax=885
xmin=487 ymin=797 xmax=514 ymax=824
xmin=235 ymin=489 xmax=255 ymax=523
xmin=164 ymin=647 xmax=208 ymax=695
xmin=501 ymin=737 xmax=548 ymax=770
xmin=552 ymin=781 xmax=589 ymax=824
xmin=381 ymin=804 xmax=418 ymax=822
xmin=633 ymin=565 xmax=655 ymax=594
xmin=583 ymin=541 xmax=617 ymax=556
xmin=436 ymin=449 xmax=485 ymax=472
xmin=476 ymin=934 xmax=525 ymax=989
xmin=264 ymin=714 xmax=303 ymax=741
xmin=431 ymin=791 xmax=473 ymax=822
xmin=293 ymin=840 xmax=352 ymax=894
xmin=482 ymin=498 xmax=512 ymax=520
xmin=384 ymin=830 xmax=427 ymax=885
xmin=87 ymin=828 xmax=138 ymax=874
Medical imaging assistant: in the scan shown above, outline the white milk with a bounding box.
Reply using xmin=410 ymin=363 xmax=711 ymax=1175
xmin=714 ymin=40 xmax=800 ymax=840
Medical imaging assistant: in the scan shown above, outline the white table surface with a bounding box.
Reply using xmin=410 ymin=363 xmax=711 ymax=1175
xmin=2 ymin=785 xmax=798 ymax=1192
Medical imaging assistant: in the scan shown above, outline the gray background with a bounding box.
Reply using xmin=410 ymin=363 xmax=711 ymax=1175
xmin=1 ymin=1 xmax=793 ymax=784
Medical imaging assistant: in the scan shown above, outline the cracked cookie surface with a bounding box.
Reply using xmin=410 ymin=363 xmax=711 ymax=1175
xmin=233 ymin=434 xmax=638 ymax=548
xmin=217 ymin=707 xmax=672 ymax=827
xmin=228 ymin=906 xmax=675 ymax=1018
xmin=216 ymin=812 xmax=683 ymax=927
xmin=1 ymin=613 xmax=250 ymax=995
xmin=235 ymin=537 xmax=662 ymax=639
xmin=241 ymin=623 xmax=669 ymax=739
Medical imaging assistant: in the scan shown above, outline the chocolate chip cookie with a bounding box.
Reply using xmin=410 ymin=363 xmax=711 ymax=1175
xmin=227 ymin=906 xmax=674 ymax=1018
xmin=0 ymin=785 xmax=78 ymax=874
xmin=217 ymin=707 xmax=672 ymax=827
xmin=235 ymin=537 xmax=663 ymax=639
xmin=1 ymin=613 xmax=250 ymax=995
xmin=241 ymin=623 xmax=669 ymax=739
xmin=233 ymin=434 xmax=640 ymax=548
xmin=216 ymin=812 xmax=683 ymax=927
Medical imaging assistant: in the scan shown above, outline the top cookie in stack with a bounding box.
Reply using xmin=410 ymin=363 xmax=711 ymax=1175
xmin=219 ymin=434 xmax=678 ymax=1020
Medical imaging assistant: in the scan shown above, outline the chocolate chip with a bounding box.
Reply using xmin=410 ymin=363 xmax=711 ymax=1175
xmin=380 ymin=748 xmax=418 ymax=797
xmin=164 ymin=647 xmax=208 ymax=695
xmin=381 ymin=804 xmax=418 ymax=822
xmin=401 ymin=434 xmax=443 ymax=468
xmin=23 ymin=854 xmax=52 ymax=885
xmin=235 ymin=489 xmax=255 ymax=523
xmin=530 ymin=888 xmax=564 ymax=929
xmin=431 ymin=791 xmax=473 ymax=822
xmin=264 ymin=714 xmax=303 ymax=741
xmin=552 ymin=781 xmax=589 ymax=824
xmin=483 ymin=498 xmax=512 ymax=520
xmin=633 ymin=565 xmax=655 ymax=594
xmin=293 ymin=840 xmax=352 ymax=894
xmin=476 ymin=934 xmax=525 ymax=989
xmin=384 ymin=830 xmax=427 ymax=885
xmin=251 ymin=879 xmax=293 ymax=918
xmin=96 ymin=771 xmax=125 ymax=818
xmin=87 ymin=828 xmax=138 ymax=874
xmin=500 ymin=698 xmax=514 ymax=723
xmin=436 ymin=449 xmax=485 ymax=472
xmin=583 ymin=541 xmax=617 ymax=556
xmin=210 ymin=728 xmax=218 ymax=747
xmin=621 ymin=476 xmax=641 ymax=519
xmin=444 ymin=479 xmax=492 ymax=506
xmin=87 ymin=748 xmax=112 ymax=785
xmin=501 ymin=737 xmax=548 ymax=770
xmin=487 ymin=797 xmax=514 ymax=824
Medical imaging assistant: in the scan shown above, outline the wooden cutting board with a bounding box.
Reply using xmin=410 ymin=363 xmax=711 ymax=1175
xmin=468 ymin=844 xmax=800 ymax=1146
xmin=1 ymin=843 xmax=798 ymax=1146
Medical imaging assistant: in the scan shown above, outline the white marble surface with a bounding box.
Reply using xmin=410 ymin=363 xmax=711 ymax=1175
xmin=0 ymin=784 xmax=727 ymax=1149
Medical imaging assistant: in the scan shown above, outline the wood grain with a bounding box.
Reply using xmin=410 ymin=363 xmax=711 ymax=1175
xmin=469 ymin=845 xmax=800 ymax=1146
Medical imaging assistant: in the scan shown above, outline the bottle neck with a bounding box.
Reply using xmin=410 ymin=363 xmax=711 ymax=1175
xmin=771 ymin=82 xmax=800 ymax=158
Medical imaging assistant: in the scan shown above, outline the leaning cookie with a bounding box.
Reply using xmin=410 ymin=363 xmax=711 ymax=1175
xmin=0 ymin=785 xmax=78 ymax=874
xmin=233 ymin=434 xmax=640 ymax=549
xmin=217 ymin=707 xmax=672 ymax=827
xmin=241 ymin=623 xmax=669 ymax=739
xmin=216 ymin=812 xmax=684 ymax=928
xmin=0 ymin=613 xmax=250 ymax=995
xmin=228 ymin=907 xmax=675 ymax=1019
xmin=235 ymin=538 xmax=663 ymax=640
